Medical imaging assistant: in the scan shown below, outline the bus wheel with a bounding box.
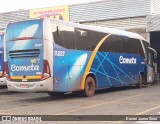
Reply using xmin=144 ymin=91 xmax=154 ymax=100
xmin=82 ymin=76 xmax=96 ymax=97
xmin=48 ymin=92 xmax=64 ymax=97
xmin=136 ymin=74 xmax=143 ymax=89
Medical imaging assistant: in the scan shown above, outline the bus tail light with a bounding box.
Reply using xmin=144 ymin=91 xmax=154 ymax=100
xmin=2 ymin=62 xmax=5 ymax=78
xmin=41 ymin=60 xmax=51 ymax=80
xmin=4 ymin=62 xmax=11 ymax=81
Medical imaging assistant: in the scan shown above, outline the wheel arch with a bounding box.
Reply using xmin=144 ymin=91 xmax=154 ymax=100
xmin=139 ymin=71 xmax=145 ymax=75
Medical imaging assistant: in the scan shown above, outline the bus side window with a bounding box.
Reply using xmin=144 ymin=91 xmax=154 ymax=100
xmin=53 ymin=26 xmax=64 ymax=47
xmin=99 ymin=35 xmax=123 ymax=53
xmin=142 ymin=40 xmax=150 ymax=60
xmin=123 ymin=38 xmax=142 ymax=56
xmin=125 ymin=38 xmax=137 ymax=54
xmin=94 ymin=32 xmax=106 ymax=52
xmin=75 ymin=28 xmax=93 ymax=50
xmin=138 ymin=40 xmax=145 ymax=58
xmin=63 ymin=26 xmax=75 ymax=49
xmin=147 ymin=50 xmax=154 ymax=67
xmin=53 ymin=25 xmax=75 ymax=49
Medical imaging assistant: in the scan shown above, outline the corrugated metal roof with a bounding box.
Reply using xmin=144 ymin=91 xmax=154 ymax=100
xmin=81 ymin=16 xmax=147 ymax=29
xmin=0 ymin=10 xmax=29 ymax=29
xmin=70 ymin=0 xmax=150 ymax=22
xmin=81 ymin=16 xmax=147 ymax=38
xmin=0 ymin=0 xmax=158 ymax=32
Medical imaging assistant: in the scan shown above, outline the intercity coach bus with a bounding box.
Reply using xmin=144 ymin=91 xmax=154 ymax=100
xmin=0 ymin=33 xmax=6 ymax=86
xmin=4 ymin=18 xmax=157 ymax=97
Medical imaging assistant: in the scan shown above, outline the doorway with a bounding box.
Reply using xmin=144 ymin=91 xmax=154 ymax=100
xmin=150 ymin=31 xmax=160 ymax=73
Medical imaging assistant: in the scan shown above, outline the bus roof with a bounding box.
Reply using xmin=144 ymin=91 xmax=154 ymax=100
xmin=50 ymin=19 xmax=146 ymax=42
xmin=7 ymin=18 xmax=147 ymax=42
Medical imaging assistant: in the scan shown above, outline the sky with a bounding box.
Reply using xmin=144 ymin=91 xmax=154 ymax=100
xmin=0 ymin=0 xmax=99 ymax=13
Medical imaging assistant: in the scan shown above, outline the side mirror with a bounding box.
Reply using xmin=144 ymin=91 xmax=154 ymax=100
xmin=148 ymin=47 xmax=157 ymax=59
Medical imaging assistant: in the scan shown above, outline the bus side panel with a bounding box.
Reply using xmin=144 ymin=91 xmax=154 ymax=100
xmin=90 ymin=52 xmax=113 ymax=88
xmin=91 ymin=52 xmax=145 ymax=88
xmin=0 ymin=34 xmax=5 ymax=85
xmin=53 ymin=65 xmax=68 ymax=92
xmin=53 ymin=44 xmax=91 ymax=92
xmin=0 ymin=34 xmax=4 ymax=73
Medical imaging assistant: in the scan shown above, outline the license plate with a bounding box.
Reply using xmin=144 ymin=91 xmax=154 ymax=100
xmin=20 ymin=84 xmax=29 ymax=88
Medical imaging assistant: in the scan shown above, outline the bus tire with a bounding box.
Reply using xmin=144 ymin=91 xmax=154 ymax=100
xmin=136 ymin=74 xmax=143 ymax=89
xmin=48 ymin=92 xmax=64 ymax=97
xmin=82 ymin=76 xmax=96 ymax=97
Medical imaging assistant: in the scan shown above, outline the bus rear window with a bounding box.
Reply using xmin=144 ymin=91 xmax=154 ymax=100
xmin=6 ymin=20 xmax=43 ymax=42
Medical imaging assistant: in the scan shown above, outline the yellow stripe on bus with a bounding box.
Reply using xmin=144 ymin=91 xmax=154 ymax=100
xmin=81 ymin=34 xmax=111 ymax=89
xmin=0 ymin=73 xmax=2 ymax=76
xmin=11 ymin=76 xmax=41 ymax=80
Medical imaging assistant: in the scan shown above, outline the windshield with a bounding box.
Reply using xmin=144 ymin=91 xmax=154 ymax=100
xmin=6 ymin=20 xmax=43 ymax=42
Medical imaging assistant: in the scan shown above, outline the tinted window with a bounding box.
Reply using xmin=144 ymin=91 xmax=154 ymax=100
xmin=138 ymin=40 xmax=145 ymax=57
xmin=99 ymin=35 xmax=123 ymax=53
xmin=93 ymin=31 xmax=106 ymax=51
xmin=124 ymin=38 xmax=139 ymax=54
xmin=121 ymin=38 xmax=144 ymax=57
xmin=75 ymin=28 xmax=93 ymax=50
xmin=126 ymin=38 xmax=145 ymax=57
xmin=53 ymin=25 xmax=75 ymax=49
xmin=142 ymin=40 xmax=153 ymax=65
xmin=99 ymin=34 xmax=144 ymax=57
xmin=6 ymin=20 xmax=43 ymax=41
xmin=53 ymin=26 xmax=97 ymax=50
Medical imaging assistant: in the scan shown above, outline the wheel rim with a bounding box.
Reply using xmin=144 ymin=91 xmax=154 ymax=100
xmin=87 ymin=81 xmax=93 ymax=92
xmin=85 ymin=77 xmax=95 ymax=97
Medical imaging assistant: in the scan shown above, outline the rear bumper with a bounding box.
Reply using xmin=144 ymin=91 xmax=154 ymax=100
xmin=7 ymin=77 xmax=53 ymax=92
xmin=0 ymin=77 xmax=7 ymax=86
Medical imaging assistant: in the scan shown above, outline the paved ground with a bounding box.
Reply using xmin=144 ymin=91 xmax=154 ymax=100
xmin=0 ymin=83 xmax=160 ymax=124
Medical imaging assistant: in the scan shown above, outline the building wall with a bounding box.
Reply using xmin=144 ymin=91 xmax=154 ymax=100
xmin=147 ymin=14 xmax=160 ymax=32
xmin=70 ymin=0 xmax=151 ymax=22
xmin=151 ymin=0 xmax=160 ymax=15
xmin=81 ymin=16 xmax=147 ymax=38
xmin=0 ymin=10 xmax=29 ymax=30
xmin=81 ymin=16 xmax=146 ymax=29
xmin=0 ymin=0 xmax=159 ymax=37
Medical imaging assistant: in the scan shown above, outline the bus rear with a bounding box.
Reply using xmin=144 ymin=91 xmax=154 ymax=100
xmin=0 ymin=33 xmax=6 ymax=86
xmin=5 ymin=19 xmax=53 ymax=92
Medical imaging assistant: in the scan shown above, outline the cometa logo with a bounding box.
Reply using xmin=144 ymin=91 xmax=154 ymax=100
xmin=11 ymin=64 xmax=39 ymax=72
xmin=119 ymin=56 xmax=137 ymax=64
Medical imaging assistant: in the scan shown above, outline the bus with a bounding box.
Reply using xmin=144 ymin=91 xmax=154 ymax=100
xmin=0 ymin=33 xmax=6 ymax=86
xmin=4 ymin=18 xmax=157 ymax=97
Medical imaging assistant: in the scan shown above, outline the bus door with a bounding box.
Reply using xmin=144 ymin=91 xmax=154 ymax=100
xmin=146 ymin=47 xmax=157 ymax=83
